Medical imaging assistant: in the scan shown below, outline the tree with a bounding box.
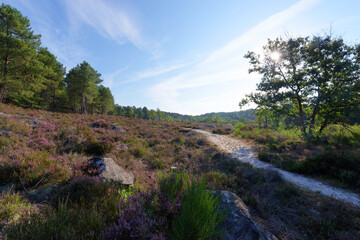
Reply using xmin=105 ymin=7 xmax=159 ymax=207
xmin=65 ymin=61 xmax=102 ymax=114
xmin=95 ymin=85 xmax=114 ymax=115
xmin=0 ymin=3 xmax=42 ymax=103
xmin=37 ymin=48 xmax=66 ymax=111
xmin=241 ymin=34 xmax=360 ymax=139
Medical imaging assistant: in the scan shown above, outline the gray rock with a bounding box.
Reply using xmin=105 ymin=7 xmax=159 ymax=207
xmin=87 ymin=157 xmax=134 ymax=186
xmin=110 ymin=124 xmax=126 ymax=133
xmin=27 ymin=186 xmax=57 ymax=203
xmin=217 ymin=191 xmax=277 ymax=240
xmin=115 ymin=143 xmax=128 ymax=150
xmin=0 ymin=183 xmax=15 ymax=193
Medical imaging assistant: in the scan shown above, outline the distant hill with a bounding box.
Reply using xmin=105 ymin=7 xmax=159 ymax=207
xmin=113 ymin=104 xmax=256 ymax=123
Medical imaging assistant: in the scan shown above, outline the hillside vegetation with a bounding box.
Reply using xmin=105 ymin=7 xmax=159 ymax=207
xmin=0 ymin=103 xmax=359 ymax=239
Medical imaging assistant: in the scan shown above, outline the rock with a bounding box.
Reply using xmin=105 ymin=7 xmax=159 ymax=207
xmin=24 ymin=118 xmax=39 ymax=127
xmin=0 ymin=183 xmax=15 ymax=193
xmin=216 ymin=191 xmax=277 ymax=240
xmin=87 ymin=157 xmax=134 ymax=186
xmin=27 ymin=186 xmax=57 ymax=203
xmin=115 ymin=143 xmax=128 ymax=150
xmin=110 ymin=124 xmax=126 ymax=133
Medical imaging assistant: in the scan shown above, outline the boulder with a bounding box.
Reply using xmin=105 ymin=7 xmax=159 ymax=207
xmin=110 ymin=124 xmax=126 ymax=133
xmin=27 ymin=186 xmax=57 ymax=203
xmin=217 ymin=190 xmax=277 ymax=240
xmin=87 ymin=157 xmax=134 ymax=186
xmin=0 ymin=183 xmax=15 ymax=193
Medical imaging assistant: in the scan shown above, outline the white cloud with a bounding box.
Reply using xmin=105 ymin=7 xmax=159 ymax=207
xmin=121 ymin=62 xmax=192 ymax=85
xmin=64 ymin=0 xmax=143 ymax=47
xmin=148 ymin=0 xmax=323 ymax=115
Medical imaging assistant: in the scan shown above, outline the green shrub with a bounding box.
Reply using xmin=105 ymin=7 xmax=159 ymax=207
xmin=169 ymin=182 xmax=224 ymax=240
xmin=4 ymin=203 xmax=106 ymax=240
xmin=151 ymin=158 xmax=165 ymax=169
xmin=0 ymin=190 xmax=33 ymax=225
xmin=294 ymin=150 xmax=360 ymax=186
xmin=52 ymin=176 xmax=114 ymax=208
xmin=202 ymin=171 xmax=229 ymax=189
xmin=85 ymin=139 xmax=114 ymax=155
xmin=158 ymin=171 xmax=189 ymax=201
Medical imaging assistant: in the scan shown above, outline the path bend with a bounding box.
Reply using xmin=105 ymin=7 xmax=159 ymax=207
xmin=193 ymin=129 xmax=360 ymax=208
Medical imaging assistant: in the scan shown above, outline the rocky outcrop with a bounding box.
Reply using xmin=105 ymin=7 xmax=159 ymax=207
xmin=87 ymin=157 xmax=134 ymax=186
xmin=217 ymin=191 xmax=277 ymax=240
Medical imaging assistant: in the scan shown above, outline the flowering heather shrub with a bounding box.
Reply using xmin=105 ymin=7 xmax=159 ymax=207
xmin=158 ymin=172 xmax=188 ymax=201
xmin=0 ymin=115 xmax=31 ymax=136
xmin=53 ymin=176 xmax=111 ymax=208
xmin=103 ymin=192 xmax=156 ymax=240
xmin=2 ymin=149 xmax=71 ymax=187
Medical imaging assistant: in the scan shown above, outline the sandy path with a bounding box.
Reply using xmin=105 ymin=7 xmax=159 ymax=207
xmin=193 ymin=129 xmax=360 ymax=208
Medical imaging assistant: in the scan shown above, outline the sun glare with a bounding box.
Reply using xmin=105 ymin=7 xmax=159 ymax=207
xmin=270 ymin=52 xmax=281 ymax=61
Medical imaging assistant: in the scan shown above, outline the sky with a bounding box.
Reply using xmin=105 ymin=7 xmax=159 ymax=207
xmin=3 ymin=0 xmax=360 ymax=115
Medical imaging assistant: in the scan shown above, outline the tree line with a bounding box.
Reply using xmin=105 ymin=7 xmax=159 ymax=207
xmin=0 ymin=4 xmax=114 ymax=114
xmin=0 ymin=3 xmax=256 ymax=124
xmin=113 ymin=105 xmax=255 ymax=123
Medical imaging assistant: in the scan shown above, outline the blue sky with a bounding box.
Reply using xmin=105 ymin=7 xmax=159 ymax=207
xmin=3 ymin=0 xmax=360 ymax=115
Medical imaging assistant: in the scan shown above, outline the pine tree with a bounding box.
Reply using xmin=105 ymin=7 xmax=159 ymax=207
xmin=0 ymin=3 xmax=41 ymax=103
xmin=65 ymin=61 xmax=102 ymax=114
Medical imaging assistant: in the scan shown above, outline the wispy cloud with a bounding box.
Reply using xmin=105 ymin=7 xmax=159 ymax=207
xmin=64 ymin=0 xmax=143 ymax=48
xmin=148 ymin=0 xmax=322 ymax=114
xmin=120 ymin=62 xmax=191 ymax=85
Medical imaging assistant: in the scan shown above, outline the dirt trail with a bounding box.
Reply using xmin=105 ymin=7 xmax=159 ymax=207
xmin=193 ymin=129 xmax=360 ymax=208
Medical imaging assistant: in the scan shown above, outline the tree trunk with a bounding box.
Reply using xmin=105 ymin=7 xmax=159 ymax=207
xmin=81 ymin=93 xmax=87 ymax=114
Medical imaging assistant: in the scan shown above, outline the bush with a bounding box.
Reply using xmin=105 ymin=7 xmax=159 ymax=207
xmin=294 ymin=150 xmax=360 ymax=187
xmin=4 ymin=203 xmax=106 ymax=240
xmin=85 ymin=138 xmax=114 ymax=156
xmin=102 ymin=192 xmax=156 ymax=240
xmin=52 ymin=176 xmax=112 ymax=208
xmin=2 ymin=149 xmax=71 ymax=187
xmin=202 ymin=171 xmax=229 ymax=189
xmin=0 ymin=190 xmax=33 ymax=226
xmin=169 ymin=182 xmax=224 ymax=240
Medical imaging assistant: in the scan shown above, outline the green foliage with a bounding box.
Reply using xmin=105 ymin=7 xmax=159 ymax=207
xmin=294 ymin=150 xmax=360 ymax=186
xmin=95 ymin=85 xmax=115 ymax=115
xmin=242 ymin=34 xmax=360 ymax=139
xmin=0 ymin=190 xmax=32 ymax=224
xmin=65 ymin=61 xmax=103 ymax=114
xmin=0 ymin=3 xmax=41 ymax=104
xmin=4 ymin=202 xmax=106 ymax=240
xmin=158 ymin=171 xmax=189 ymax=200
xmin=114 ymin=104 xmax=256 ymax=123
xmin=169 ymin=182 xmax=224 ymax=240
xmin=201 ymin=171 xmax=230 ymax=190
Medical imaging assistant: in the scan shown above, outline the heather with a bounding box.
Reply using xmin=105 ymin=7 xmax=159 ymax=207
xmin=0 ymin=104 xmax=360 ymax=239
